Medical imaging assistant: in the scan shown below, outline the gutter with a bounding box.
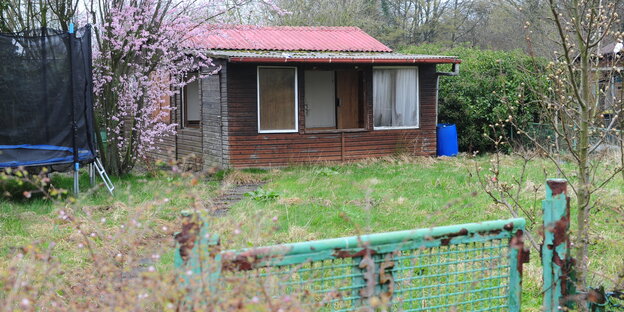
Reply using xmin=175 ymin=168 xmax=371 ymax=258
xmin=227 ymin=57 xmax=461 ymax=64
xmin=436 ymin=63 xmax=460 ymax=76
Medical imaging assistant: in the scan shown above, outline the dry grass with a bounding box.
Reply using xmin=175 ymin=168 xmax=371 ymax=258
xmin=222 ymin=170 xmax=265 ymax=186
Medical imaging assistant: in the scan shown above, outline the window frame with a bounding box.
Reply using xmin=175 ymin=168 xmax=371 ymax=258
xmin=182 ymin=74 xmax=201 ymax=129
xmin=372 ymin=66 xmax=420 ymax=131
xmin=256 ymin=66 xmax=299 ymax=134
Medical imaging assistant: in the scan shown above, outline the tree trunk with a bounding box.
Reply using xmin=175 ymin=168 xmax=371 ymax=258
xmin=97 ymin=88 xmax=125 ymax=176
xmin=575 ymin=48 xmax=592 ymax=312
xmin=104 ymin=139 xmax=122 ymax=176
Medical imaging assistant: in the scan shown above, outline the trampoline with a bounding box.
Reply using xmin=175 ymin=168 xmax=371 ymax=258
xmin=0 ymin=24 xmax=112 ymax=193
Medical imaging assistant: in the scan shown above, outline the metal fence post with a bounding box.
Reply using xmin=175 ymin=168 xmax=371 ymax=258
xmin=508 ymin=224 xmax=529 ymax=311
xmin=174 ymin=211 xmax=221 ymax=298
xmin=542 ymin=179 xmax=572 ymax=311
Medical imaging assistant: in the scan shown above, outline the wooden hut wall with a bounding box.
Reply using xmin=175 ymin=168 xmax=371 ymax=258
xmin=225 ymin=62 xmax=439 ymax=168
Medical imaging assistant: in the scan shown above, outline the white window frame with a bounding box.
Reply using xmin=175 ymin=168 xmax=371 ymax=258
xmin=257 ymin=66 xmax=299 ymax=134
xmin=182 ymin=76 xmax=201 ymax=128
xmin=373 ymin=66 xmax=420 ymax=130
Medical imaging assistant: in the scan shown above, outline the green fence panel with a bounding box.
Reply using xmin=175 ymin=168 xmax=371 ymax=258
xmin=175 ymin=216 xmax=528 ymax=311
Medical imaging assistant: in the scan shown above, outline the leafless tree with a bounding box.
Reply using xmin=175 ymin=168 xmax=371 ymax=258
xmin=0 ymin=0 xmax=78 ymax=32
xmin=478 ymin=0 xmax=624 ymax=309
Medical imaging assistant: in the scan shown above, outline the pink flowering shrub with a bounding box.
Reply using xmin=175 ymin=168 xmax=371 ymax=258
xmin=91 ymin=0 xmax=214 ymax=175
xmin=90 ymin=0 xmax=290 ymax=175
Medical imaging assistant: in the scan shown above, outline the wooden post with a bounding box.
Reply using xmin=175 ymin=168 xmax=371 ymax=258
xmin=542 ymin=179 xmax=572 ymax=311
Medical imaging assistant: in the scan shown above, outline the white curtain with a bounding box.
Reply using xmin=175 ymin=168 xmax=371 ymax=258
xmin=373 ymin=70 xmax=393 ymax=127
xmin=394 ymin=69 xmax=418 ymax=126
xmin=373 ymin=68 xmax=418 ymax=128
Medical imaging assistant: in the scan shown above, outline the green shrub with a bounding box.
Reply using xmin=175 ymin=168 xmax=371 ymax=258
xmin=401 ymin=45 xmax=548 ymax=153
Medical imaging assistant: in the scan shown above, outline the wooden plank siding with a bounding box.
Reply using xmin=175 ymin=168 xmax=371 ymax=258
xmin=152 ymin=88 xmax=203 ymax=170
xmin=174 ymin=69 xmax=206 ymax=170
xmin=201 ymin=60 xmax=226 ymax=169
xmin=150 ymin=135 xmax=176 ymax=162
xmin=148 ymin=92 xmax=178 ymax=164
xmin=219 ymin=61 xmax=230 ymax=167
xmin=225 ymin=62 xmax=438 ymax=168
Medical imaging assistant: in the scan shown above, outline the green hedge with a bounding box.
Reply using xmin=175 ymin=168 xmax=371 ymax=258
xmin=401 ymin=45 xmax=548 ymax=153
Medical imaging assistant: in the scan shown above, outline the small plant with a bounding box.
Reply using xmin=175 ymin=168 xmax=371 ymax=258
xmin=245 ymin=188 xmax=279 ymax=202
xmin=213 ymin=169 xmax=232 ymax=181
xmin=315 ymin=167 xmax=339 ymax=177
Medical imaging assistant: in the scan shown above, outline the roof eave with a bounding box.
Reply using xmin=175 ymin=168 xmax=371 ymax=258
xmin=226 ymin=57 xmax=461 ymax=64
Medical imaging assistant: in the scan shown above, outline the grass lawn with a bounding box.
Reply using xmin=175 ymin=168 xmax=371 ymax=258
xmin=1 ymin=155 xmax=622 ymax=310
xmin=0 ymin=170 xmax=219 ymax=269
xmin=218 ymin=155 xmax=624 ymax=310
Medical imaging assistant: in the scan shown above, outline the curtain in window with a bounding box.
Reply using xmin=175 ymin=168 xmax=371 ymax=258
xmin=373 ymin=68 xmax=418 ymax=128
xmin=373 ymin=70 xmax=393 ymax=127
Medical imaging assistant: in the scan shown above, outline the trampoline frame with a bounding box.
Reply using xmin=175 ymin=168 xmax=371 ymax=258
xmin=0 ymin=144 xmax=94 ymax=168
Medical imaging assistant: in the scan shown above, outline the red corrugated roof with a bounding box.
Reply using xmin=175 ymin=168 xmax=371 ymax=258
xmin=191 ymin=25 xmax=393 ymax=52
xmin=207 ymin=50 xmax=461 ymax=64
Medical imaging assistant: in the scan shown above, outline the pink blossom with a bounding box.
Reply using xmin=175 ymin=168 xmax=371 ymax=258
xmin=91 ymin=1 xmax=214 ymax=168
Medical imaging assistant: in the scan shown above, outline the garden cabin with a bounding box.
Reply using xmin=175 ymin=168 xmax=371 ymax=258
xmin=153 ymin=26 xmax=460 ymax=169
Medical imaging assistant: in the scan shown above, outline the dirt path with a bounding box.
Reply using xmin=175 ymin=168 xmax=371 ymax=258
xmin=209 ymin=182 xmax=265 ymax=216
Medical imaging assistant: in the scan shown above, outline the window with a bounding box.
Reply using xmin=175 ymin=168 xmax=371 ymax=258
xmin=257 ymin=66 xmax=298 ymax=133
xmin=183 ymin=76 xmax=200 ymax=128
xmin=373 ymin=67 xmax=419 ymax=129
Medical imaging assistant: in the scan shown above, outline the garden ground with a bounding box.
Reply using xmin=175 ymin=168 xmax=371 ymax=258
xmin=1 ymin=154 xmax=622 ymax=310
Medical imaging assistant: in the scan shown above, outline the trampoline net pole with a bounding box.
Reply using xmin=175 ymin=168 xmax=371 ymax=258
xmin=69 ymin=22 xmax=79 ymax=195
xmin=89 ymin=163 xmax=95 ymax=186
xmin=73 ymin=162 xmax=80 ymax=194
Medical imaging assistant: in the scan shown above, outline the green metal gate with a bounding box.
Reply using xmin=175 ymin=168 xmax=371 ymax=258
xmin=175 ymin=217 xmax=528 ymax=311
xmin=175 ymin=179 xmax=624 ymax=311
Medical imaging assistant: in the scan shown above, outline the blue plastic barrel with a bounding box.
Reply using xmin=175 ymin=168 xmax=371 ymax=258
xmin=436 ymin=124 xmax=458 ymax=157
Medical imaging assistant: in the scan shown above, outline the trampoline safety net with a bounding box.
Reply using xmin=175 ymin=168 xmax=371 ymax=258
xmin=0 ymin=26 xmax=96 ymax=168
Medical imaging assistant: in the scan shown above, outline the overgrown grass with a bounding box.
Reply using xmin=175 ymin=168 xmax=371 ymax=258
xmin=223 ymin=156 xmax=550 ymax=242
xmin=0 ymin=170 xmax=219 ymax=269
xmin=218 ymin=155 xmax=624 ymax=311
xmin=1 ymin=155 xmax=622 ymax=310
